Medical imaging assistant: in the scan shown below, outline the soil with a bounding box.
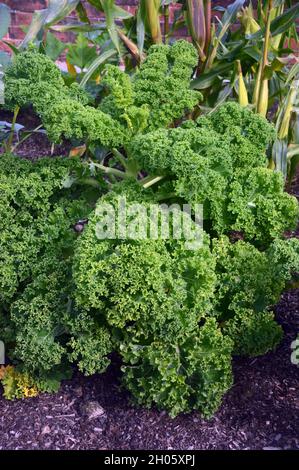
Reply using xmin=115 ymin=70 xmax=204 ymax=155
xmin=0 ymin=109 xmax=72 ymax=159
xmin=0 ymin=111 xmax=298 ymax=451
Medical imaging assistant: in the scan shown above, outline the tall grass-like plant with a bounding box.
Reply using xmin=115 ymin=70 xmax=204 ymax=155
xmin=256 ymin=0 xmax=273 ymax=117
xmin=272 ymin=68 xmax=299 ymax=179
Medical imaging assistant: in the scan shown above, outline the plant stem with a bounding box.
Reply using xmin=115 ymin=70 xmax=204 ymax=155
xmin=261 ymin=0 xmax=272 ymax=70
xmin=117 ymin=29 xmax=141 ymax=62
xmin=7 ymin=105 xmax=20 ymax=152
xmin=252 ymin=63 xmax=262 ymax=105
xmin=112 ymin=148 xmax=128 ymax=170
xmin=237 ymin=60 xmax=248 ymax=107
xmin=256 ymin=0 xmax=273 ymax=116
xmin=11 ymin=124 xmax=43 ymax=153
xmin=141 ymin=175 xmax=165 ymax=189
xmin=77 ymin=177 xmax=101 ymax=189
xmin=204 ymin=0 xmax=211 ymax=55
xmin=164 ymin=4 xmax=170 ymax=44
xmin=146 ymin=0 xmax=162 ymax=44
xmin=91 ymin=161 xmax=131 ymax=179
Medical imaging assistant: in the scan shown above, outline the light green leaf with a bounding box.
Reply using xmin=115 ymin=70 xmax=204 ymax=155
xmin=101 ymin=0 xmax=121 ymax=55
xmin=249 ymin=3 xmax=299 ymax=39
xmin=20 ymin=0 xmax=81 ymax=49
xmin=272 ymin=139 xmax=288 ymax=177
xmin=136 ymin=3 xmax=145 ymax=55
xmin=79 ymin=48 xmax=117 ymax=87
xmin=0 ymin=3 xmax=11 ymax=39
xmin=286 ymin=62 xmax=299 ymax=85
xmin=191 ymin=63 xmax=232 ymax=89
xmin=51 ymin=22 xmax=104 ymax=33
xmin=287 ymin=144 xmax=299 ymax=159
xmin=86 ymin=0 xmax=133 ymax=19
xmin=67 ymin=33 xmax=97 ymax=70
xmin=44 ymin=32 xmax=67 ymax=61
xmin=0 ymin=50 xmax=11 ymax=69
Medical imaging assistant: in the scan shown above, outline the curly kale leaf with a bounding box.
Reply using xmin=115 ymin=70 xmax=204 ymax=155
xmin=130 ymin=104 xmax=297 ymax=242
xmin=121 ymin=319 xmax=233 ymax=418
xmin=4 ymin=42 xmax=201 ymax=146
xmin=208 ymin=101 xmax=276 ymax=151
xmin=132 ymin=40 xmax=202 ymax=131
xmin=213 ymin=236 xmax=299 ymax=355
xmin=67 ymin=310 xmax=112 ymax=376
xmin=228 ymin=168 xmax=299 ymax=244
xmin=222 ymin=308 xmax=283 ymax=356
xmin=0 ymin=154 xmax=112 ymax=384
xmin=4 ymin=50 xmax=127 ymax=147
xmin=73 ymin=184 xmax=216 ymax=342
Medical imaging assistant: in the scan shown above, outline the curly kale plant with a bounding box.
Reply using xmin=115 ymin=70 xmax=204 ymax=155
xmin=4 ymin=41 xmax=201 ymax=146
xmin=73 ymin=183 xmax=233 ymax=417
xmin=213 ymin=236 xmax=299 ymax=356
xmin=0 ymin=154 xmax=112 ymax=395
xmin=130 ymin=102 xmax=298 ymax=243
xmin=1 ymin=40 xmax=299 ymax=417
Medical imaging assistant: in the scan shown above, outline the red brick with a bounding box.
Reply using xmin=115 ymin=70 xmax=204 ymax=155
xmin=52 ymin=31 xmax=75 ymax=44
xmin=116 ymin=1 xmax=139 ymax=4
xmin=1 ymin=0 xmax=47 ymax=12
xmin=11 ymin=11 xmax=33 ymax=26
xmin=2 ymin=0 xmax=297 ymax=51
xmin=8 ymin=26 xmax=30 ymax=40
xmin=122 ymin=5 xmax=137 ymax=15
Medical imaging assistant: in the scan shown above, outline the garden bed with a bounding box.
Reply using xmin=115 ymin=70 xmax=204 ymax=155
xmin=1 ymin=3 xmax=299 ymax=447
xmin=0 ymin=288 xmax=298 ymax=450
xmin=0 ymin=118 xmax=298 ymax=449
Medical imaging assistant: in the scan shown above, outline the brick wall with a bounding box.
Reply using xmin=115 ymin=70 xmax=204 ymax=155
xmin=1 ymin=1 xmax=232 ymax=47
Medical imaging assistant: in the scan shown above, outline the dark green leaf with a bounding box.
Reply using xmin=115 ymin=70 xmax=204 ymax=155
xmin=216 ymin=0 xmax=245 ymax=41
xmin=67 ymin=33 xmax=97 ymax=69
xmin=1 ymin=40 xmax=19 ymax=55
xmin=191 ymin=63 xmax=232 ymax=89
xmin=76 ymin=1 xmax=90 ymax=23
xmin=80 ymin=48 xmax=117 ymax=87
xmin=249 ymin=3 xmax=299 ymax=39
xmin=288 ymin=153 xmax=299 ymax=184
xmin=86 ymin=0 xmax=133 ymax=19
xmin=44 ymin=32 xmax=67 ymax=61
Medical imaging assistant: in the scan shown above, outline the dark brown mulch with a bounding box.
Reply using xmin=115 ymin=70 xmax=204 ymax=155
xmin=0 ymin=113 xmax=298 ymax=450
xmin=0 ymin=289 xmax=298 ymax=450
xmin=0 ymin=109 xmax=72 ymax=159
